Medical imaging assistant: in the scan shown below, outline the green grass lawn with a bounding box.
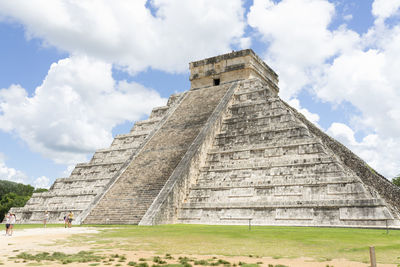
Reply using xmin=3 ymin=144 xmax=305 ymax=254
xmin=55 ymin=224 xmax=400 ymax=265
xmin=11 ymin=223 xmax=67 ymax=229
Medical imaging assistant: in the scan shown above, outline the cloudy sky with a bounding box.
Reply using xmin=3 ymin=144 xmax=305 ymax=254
xmin=0 ymin=0 xmax=399 ymax=188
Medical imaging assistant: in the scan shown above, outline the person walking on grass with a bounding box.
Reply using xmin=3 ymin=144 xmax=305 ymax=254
xmin=44 ymin=210 xmax=49 ymax=228
xmin=67 ymin=211 xmax=74 ymax=228
xmin=4 ymin=213 xmax=10 ymax=236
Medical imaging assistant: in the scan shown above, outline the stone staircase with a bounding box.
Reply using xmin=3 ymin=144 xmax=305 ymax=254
xmin=83 ymin=83 xmax=232 ymax=224
xmin=178 ymin=78 xmax=397 ymax=227
xmin=9 ymin=92 xmax=185 ymax=223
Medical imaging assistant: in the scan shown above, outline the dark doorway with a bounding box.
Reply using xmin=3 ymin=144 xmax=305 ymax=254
xmin=213 ymin=78 xmax=220 ymax=86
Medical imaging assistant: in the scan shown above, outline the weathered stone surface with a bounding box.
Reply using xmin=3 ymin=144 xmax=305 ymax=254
xmin=10 ymin=49 xmax=400 ymax=228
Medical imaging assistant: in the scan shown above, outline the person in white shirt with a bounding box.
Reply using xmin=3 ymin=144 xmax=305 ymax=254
xmin=4 ymin=213 xmax=10 ymax=236
xmin=9 ymin=214 xmax=16 ymax=236
xmin=44 ymin=211 xmax=49 ymax=228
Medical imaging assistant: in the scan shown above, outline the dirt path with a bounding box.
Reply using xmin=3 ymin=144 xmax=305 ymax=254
xmin=0 ymin=227 xmax=99 ymax=259
xmin=0 ymin=227 xmax=396 ymax=267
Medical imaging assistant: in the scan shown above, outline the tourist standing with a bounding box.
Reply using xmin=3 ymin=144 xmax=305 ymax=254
xmin=64 ymin=214 xmax=68 ymax=228
xmin=67 ymin=211 xmax=74 ymax=228
xmin=9 ymin=213 xmax=16 ymax=236
xmin=44 ymin=211 xmax=49 ymax=228
xmin=4 ymin=213 xmax=10 ymax=236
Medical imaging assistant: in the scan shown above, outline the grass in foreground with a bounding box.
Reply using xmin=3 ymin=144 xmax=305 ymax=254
xmin=12 ymin=251 xmax=104 ymax=264
xmin=18 ymin=224 xmax=400 ymax=265
xmin=13 ymin=251 xmax=273 ymax=267
xmin=70 ymin=224 xmax=400 ymax=264
xmin=10 ymin=224 xmax=69 ymax=230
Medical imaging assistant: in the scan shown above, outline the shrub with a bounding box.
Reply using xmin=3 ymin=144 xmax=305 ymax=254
xmin=194 ymin=260 xmax=208 ymax=265
xmin=153 ymin=256 xmax=166 ymax=264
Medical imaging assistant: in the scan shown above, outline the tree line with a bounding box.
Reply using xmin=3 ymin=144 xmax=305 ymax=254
xmin=0 ymin=180 xmax=48 ymax=222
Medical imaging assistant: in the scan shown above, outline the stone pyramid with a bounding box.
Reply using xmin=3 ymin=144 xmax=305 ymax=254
xmin=11 ymin=49 xmax=400 ymax=228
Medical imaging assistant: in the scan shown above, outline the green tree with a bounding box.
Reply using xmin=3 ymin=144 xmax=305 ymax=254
xmin=0 ymin=192 xmax=31 ymax=221
xmin=393 ymin=175 xmax=400 ymax=187
xmin=0 ymin=180 xmax=34 ymax=199
xmin=0 ymin=180 xmax=48 ymax=221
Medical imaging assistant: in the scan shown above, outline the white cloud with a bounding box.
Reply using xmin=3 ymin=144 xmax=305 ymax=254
xmin=238 ymin=37 xmax=252 ymax=49
xmin=315 ymin=46 xmax=400 ymax=138
xmin=343 ymin=14 xmax=353 ymax=21
xmin=247 ymin=0 xmax=360 ymax=99
xmin=34 ymin=176 xmax=50 ymax=189
xmin=62 ymin=165 xmax=75 ymax=178
xmin=372 ymin=0 xmax=400 ymax=22
xmin=0 ymin=55 xmax=166 ymax=164
xmin=326 ymin=122 xmax=357 ymax=146
xmin=314 ymin=2 xmax=400 ymax=143
xmin=327 ymin=123 xmax=400 ymax=178
xmin=0 ymin=0 xmax=246 ymax=73
xmin=0 ymin=153 xmax=28 ymax=183
xmin=287 ymin=98 xmax=320 ymax=126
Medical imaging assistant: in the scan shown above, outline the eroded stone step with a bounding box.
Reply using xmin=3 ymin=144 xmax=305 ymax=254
xmin=207 ymin=140 xmax=323 ymax=154
xmin=206 ymin=151 xmax=331 ymax=165
xmin=90 ymin=148 xmax=137 ymax=164
xmin=148 ymin=106 xmax=169 ymax=120
xmin=181 ymin=198 xmax=386 ymax=209
xmin=229 ymin=97 xmax=281 ymax=109
xmin=191 ymin=177 xmax=362 ymax=190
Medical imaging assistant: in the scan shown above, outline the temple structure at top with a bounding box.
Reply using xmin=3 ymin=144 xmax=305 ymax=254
xmin=189 ymin=49 xmax=278 ymax=91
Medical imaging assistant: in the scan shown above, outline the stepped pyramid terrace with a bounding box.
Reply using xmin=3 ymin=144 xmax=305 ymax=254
xmin=9 ymin=49 xmax=400 ymax=228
